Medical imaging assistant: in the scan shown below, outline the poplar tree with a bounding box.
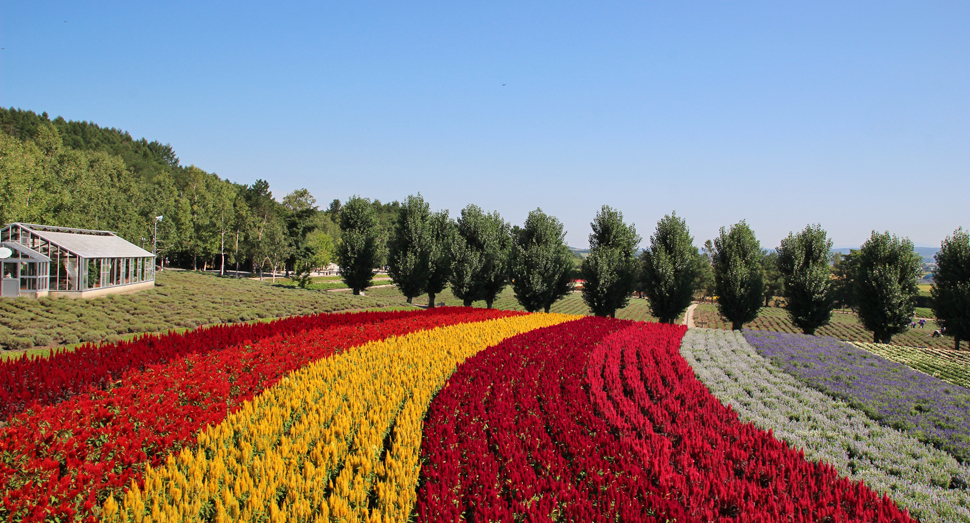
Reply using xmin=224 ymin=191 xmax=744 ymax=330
xmin=387 ymin=194 xmax=431 ymax=304
xmin=711 ymin=220 xmax=764 ymax=331
xmin=449 ymin=205 xmax=511 ymax=309
xmin=641 ymin=212 xmax=701 ymax=324
xmin=336 ymin=196 xmax=381 ymax=295
xmin=581 ymin=205 xmax=640 ymax=318
xmin=509 ymin=209 xmax=574 ymax=313
xmin=425 ymin=210 xmax=454 ymax=308
xmin=777 ymin=224 xmax=835 ymax=335
xmin=854 ymin=231 xmax=921 ymax=343
xmin=932 ymin=228 xmax=970 ymax=350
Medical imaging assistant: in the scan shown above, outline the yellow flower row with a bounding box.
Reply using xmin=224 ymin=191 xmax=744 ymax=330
xmin=101 ymin=313 xmax=576 ymax=523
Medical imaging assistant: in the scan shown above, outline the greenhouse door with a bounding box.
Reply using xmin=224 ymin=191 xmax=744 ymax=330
xmin=1 ymin=262 xmax=17 ymax=297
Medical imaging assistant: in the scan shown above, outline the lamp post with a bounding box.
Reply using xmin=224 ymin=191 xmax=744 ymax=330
xmin=154 ymin=215 xmax=163 ymax=271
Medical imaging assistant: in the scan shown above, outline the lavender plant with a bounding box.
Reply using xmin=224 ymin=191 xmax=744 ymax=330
xmin=681 ymin=328 xmax=970 ymax=522
xmin=744 ymin=330 xmax=970 ymax=463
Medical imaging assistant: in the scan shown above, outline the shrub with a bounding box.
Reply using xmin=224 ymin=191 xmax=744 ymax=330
xmin=81 ymin=332 xmax=104 ymax=343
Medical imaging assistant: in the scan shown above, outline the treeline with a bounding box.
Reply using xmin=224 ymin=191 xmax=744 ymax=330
xmin=2 ymin=108 xmax=966 ymax=349
xmin=360 ymin=198 xmax=968 ymax=351
xmin=0 ymin=108 xmax=404 ymax=275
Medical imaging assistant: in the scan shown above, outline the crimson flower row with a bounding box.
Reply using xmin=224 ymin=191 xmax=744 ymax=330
xmin=416 ymin=317 xmax=915 ymax=522
xmin=0 ymin=307 xmax=461 ymax=418
xmin=0 ymin=308 xmax=517 ymax=523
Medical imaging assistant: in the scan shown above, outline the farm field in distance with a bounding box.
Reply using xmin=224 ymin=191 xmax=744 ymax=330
xmin=360 ymin=284 xmax=667 ymax=322
xmin=691 ymin=302 xmax=963 ymax=351
xmin=0 ymin=271 xmax=403 ymax=356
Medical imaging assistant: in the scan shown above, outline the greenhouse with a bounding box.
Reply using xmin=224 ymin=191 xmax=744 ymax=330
xmin=0 ymin=223 xmax=155 ymax=298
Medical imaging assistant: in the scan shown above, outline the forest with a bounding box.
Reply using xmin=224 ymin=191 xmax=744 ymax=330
xmin=0 ymin=107 xmax=399 ymax=275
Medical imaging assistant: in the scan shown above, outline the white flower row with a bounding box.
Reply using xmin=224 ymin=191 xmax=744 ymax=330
xmin=679 ymin=328 xmax=970 ymax=523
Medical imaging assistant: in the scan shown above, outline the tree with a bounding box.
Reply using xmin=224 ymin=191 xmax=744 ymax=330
xmin=425 ymin=210 xmax=454 ymax=308
xmin=259 ymin=218 xmax=292 ymax=284
xmin=282 ymin=188 xmax=320 ymax=276
xmin=449 ymin=205 xmax=511 ymax=309
xmin=932 ymin=228 xmax=970 ymax=351
xmin=854 ymin=231 xmax=922 ymax=343
xmin=387 ymin=194 xmax=432 ymax=304
xmin=830 ymin=251 xmax=858 ymax=311
xmin=777 ymin=224 xmax=835 ymax=335
xmin=509 ymin=209 xmax=574 ymax=313
xmin=336 ymin=196 xmax=382 ymax=295
xmin=761 ymin=251 xmax=785 ymax=307
xmin=710 ymin=220 xmax=764 ymax=331
xmin=581 ymin=205 xmax=640 ymax=318
xmin=640 ymin=212 xmax=701 ymax=324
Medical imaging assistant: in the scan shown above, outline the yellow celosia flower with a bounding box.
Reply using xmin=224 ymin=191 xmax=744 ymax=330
xmin=102 ymin=313 xmax=576 ymax=522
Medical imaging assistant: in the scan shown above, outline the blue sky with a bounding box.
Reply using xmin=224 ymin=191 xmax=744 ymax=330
xmin=2 ymin=1 xmax=967 ymax=248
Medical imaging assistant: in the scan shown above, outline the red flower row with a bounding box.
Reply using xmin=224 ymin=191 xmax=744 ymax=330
xmin=0 ymin=308 xmax=468 ymax=420
xmin=416 ymin=317 xmax=915 ymax=522
xmin=0 ymin=307 xmax=518 ymax=523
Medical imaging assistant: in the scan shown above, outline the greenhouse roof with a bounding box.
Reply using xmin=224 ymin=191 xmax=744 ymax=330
xmin=4 ymin=223 xmax=153 ymax=259
xmin=1 ymin=241 xmax=51 ymax=262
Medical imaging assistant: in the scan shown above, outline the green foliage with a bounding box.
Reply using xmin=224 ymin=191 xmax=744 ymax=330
xmin=336 ymin=196 xmax=382 ymax=294
xmin=509 ymin=209 xmax=574 ymax=313
xmin=425 ymin=210 xmax=454 ymax=308
xmin=711 ymin=220 xmax=764 ymax=331
xmin=640 ymin=212 xmax=700 ymax=324
xmin=387 ymin=194 xmax=432 ymax=303
xmin=449 ymin=205 xmax=511 ymax=309
xmin=932 ymin=228 xmax=970 ymax=350
xmin=761 ymin=251 xmax=785 ymax=307
xmin=581 ymin=206 xmax=640 ymax=318
xmin=831 ymin=251 xmax=859 ymax=311
xmin=777 ymin=224 xmax=835 ymax=335
xmin=854 ymin=231 xmax=922 ymax=344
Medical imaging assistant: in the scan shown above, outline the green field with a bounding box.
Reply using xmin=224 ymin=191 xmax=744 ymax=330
xmin=361 ymin=285 xmax=668 ymax=323
xmin=692 ymin=303 xmax=962 ymax=350
xmin=852 ymin=341 xmax=970 ymax=389
xmin=0 ymin=271 xmax=404 ymax=353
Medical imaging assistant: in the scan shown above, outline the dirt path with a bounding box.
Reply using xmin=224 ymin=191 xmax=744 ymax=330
xmin=684 ymin=303 xmax=699 ymax=328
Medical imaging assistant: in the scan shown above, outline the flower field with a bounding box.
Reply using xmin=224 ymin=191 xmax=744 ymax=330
xmin=0 ymin=308 xmax=935 ymax=522
xmin=851 ymin=341 xmax=970 ymax=389
xmin=681 ymin=329 xmax=970 ymax=522
xmin=744 ymin=331 xmax=970 ymax=464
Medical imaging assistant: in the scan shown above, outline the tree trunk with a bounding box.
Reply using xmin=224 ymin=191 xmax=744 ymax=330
xmin=486 ymin=298 xmax=494 ymax=310
xmin=463 ymin=298 xmax=472 ymax=307
xmin=544 ymin=305 xmax=551 ymax=313
xmin=957 ymin=337 xmax=962 ymax=351
xmin=428 ymin=292 xmax=436 ymax=308
xmin=220 ymin=230 xmax=226 ymax=276
xmin=354 ymin=288 xmax=361 ymax=296
xmin=406 ymin=296 xmax=413 ymax=304
xmin=765 ymin=295 xmax=770 ymax=307
xmin=732 ymin=321 xmax=743 ymax=331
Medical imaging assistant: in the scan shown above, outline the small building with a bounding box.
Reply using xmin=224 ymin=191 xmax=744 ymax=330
xmin=1 ymin=223 xmax=155 ymax=299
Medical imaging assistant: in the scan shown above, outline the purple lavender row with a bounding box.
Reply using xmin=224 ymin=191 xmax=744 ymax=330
xmin=743 ymin=330 xmax=970 ymax=464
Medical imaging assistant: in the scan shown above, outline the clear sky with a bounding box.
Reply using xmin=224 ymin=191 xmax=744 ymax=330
xmin=2 ymin=1 xmax=967 ymax=248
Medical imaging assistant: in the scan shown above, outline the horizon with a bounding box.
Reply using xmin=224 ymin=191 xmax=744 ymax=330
xmin=2 ymin=2 xmax=966 ymax=249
